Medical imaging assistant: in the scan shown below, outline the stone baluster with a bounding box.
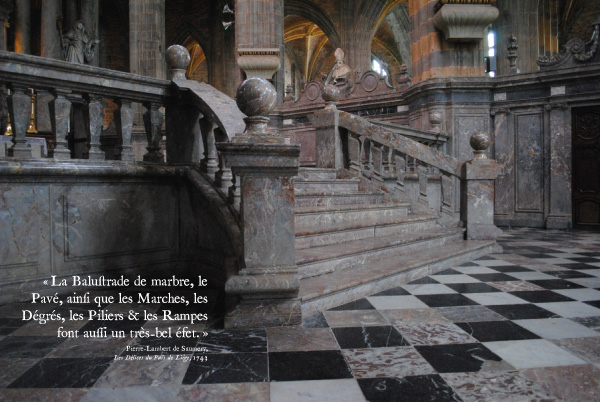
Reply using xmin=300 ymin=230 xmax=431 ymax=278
xmin=49 ymin=88 xmax=72 ymax=160
xmin=216 ymin=77 xmax=301 ymax=328
xmin=7 ymin=84 xmax=33 ymax=158
xmin=230 ymin=173 xmax=241 ymax=209
xmin=203 ymin=121 xmax=219 ymax=181
xmin=426 ymin=168 xmax=442 ymax=213
xmin=394 ymin=152 xmax=406 ymax=193
xmin=362 ymin=137 xmax=372 ymax=179
xmin=371 ymin=142 xmax=384 ymax=183
xmin=460 ymin=132 xmax=503 ymax=240
xmin=218 ymin=154 xmax=234 ymax=193
xmin=115 ymin=99 xmax=135 ymax=161
xmin=143 ymin=101 xmax=163 ymax=162
xmin=404 ymin=157 xmax=420 ymax=211
xmin=417 ymin=162 xmax=429 ymax=208
xmin=382 ymin=146 xmax=396 ymax=191
xmin=348 ymin=132 xmax=362 ymax=173
xmin=85 ymin=94 xmax=104 ymax=160
xmin=441 ymin=171 xmax=454 ymax=217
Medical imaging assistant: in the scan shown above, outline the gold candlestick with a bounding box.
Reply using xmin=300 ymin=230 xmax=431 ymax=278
xmin=26 ymin=89 xmax=37 ymax=134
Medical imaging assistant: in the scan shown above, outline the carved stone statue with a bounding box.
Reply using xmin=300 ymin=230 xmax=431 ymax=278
xmin=61 ymin=20 xmax=99 ymax=64
xmin=332 ymin=48 xmax=351 ymax=84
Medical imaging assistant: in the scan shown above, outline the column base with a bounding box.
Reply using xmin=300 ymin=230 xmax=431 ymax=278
xmin=224 ymin=298 xmax=302 ymax=329
xmin=545 ymin=215 xmax=572 ymax=230
xmin=466 ymin=223 xmax=502 ymax=240
xmin=9 ymin=143 xmax=32 ymax=159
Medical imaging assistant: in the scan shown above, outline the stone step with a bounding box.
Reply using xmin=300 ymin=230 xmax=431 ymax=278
xmin=294 ymin=202 xmax=410 ymax=227
xmin=296 ymin=227 xmax=465 ymax=278
xmin=295 ymin=191 xmax=385 ymax=207
xmin=295 ymin=215 xmax=439 ymax=250
xmin=297 ymin=168 xmax=337 ymax=181
xmin=295 ymin=179 xmax=360 ymax=195
xmin=300 ymin=239 xmax=502 ymax=315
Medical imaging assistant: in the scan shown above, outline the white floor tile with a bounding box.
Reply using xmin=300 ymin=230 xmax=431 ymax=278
xmin=506 ymin=272 xmax=557 ymax=281
xmin=464 ymin=292 xmax=529 ymax=306
xmin=270 ymin=379 xmax=366 ymax=402
xmin=402 ymin=284 xmax=457 ymax=295
xmin=366 ymin=295 xmax=429 ymax=310
xmin=513 ymin=318 xmax=600 ymax=339
xmin=552 ymin=288 xmax=600 ymax=301
xmin=535 ymin=302 xmax=600 ymax=318
xmin=429 ymin=275 xmax=481 ymax=284
xmin=483 ymin=339 xmax=587 ymax=369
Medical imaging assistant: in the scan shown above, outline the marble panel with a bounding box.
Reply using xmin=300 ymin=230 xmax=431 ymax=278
xmin=0 ymin=358 xmax=39 ymax=387
xmin=515 ymin=318 xmax=600 ymax=339
xmin=571 ymin=316 xmax=600 ymax=331
xmin=434 ymin=306 xmax=507 ymax=322
xmin=47 ymin=335 xmax=133 ymax=358
xmin=489 ymin=281 xmax=546 ymax=292
xmin=177 ymin=383 xmax=269 ymax=402
xmin=342 ymin=346 xmax=436 ymax=378
xmin=267 ymin=327 xmax=338 ymax=352
xmin=380 ymin=308 xmax=450 ymax=324
xmin=394 ymin=321 xmax=477 ymax=345
xmin=0 ymin=389 xmax=88 ymax=401
xmin=442 ymin=371 xmax=557 ymax=402
xmin=332 ymin=326 xmax=409 ymax=349
xmin=8 ymin=357 xmax=113 ymax=388
xmin=522 ymin=365 xmax=600 ymax=402
xmin=83 ymin=386 xmax=178 ymax=402
xmin=551 ymin=337 xmax=600 ymax=364
xmin=269 ymin=350 xmax=352 ymax=382
xmin=415 ymin=343 xmax=512 ymax=373
xmin=183 ymin=353 xmax=268 ymax=384
xmin=94 ymin=359 xmax=190 ymax=387
xmin=324 ymin=310 xmax=389 ymax=328
xmin=0 ymin=335 xmax=65 ymax=358
xmin=198 ymin=330 xmax=267 ymax=354
xmin=515 ymin=112 xmax=544 ymax=212
xmin=358 ymin=375 xmax=461 ymax=402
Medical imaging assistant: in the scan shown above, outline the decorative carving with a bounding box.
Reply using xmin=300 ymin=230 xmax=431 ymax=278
xmin=470 ymin=131 xmax=490 ymax=160
xmin=237 ymin=48 xmax=280 ymax=80
xmin=222 ymin=4 xmax=235 ymax=30
xmin=537 ymin=17 xmax=600 ymax=69
xmin=332 ymin=48 xmax=351 ymax=85
xmin=321 ymin=84 xmax=340 ymax=110
xmin=507 ymin=35 xmax=520 ymax=74
xmin=396 ymin=64 xmax=411 ymax=87
xmin=235 ymin=77 xmax=278 ymax=139
xmin=433 ymin=4 xmax=499 ymax=42
xmin=429 ymin=111 xmax=443 ymax=133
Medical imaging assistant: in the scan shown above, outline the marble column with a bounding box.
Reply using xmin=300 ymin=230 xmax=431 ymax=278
xmin=546 ymin=98 xmax=571 ymax=229
xmin=461 ymin=132 xmax=503 ymax=240
xmin=41 ymin=0 xmax=63 ymax=60
xmin=217 ymin=78 xmax=301 ymax=328
xmin=14 ymin=0 xmax=31 ymax=54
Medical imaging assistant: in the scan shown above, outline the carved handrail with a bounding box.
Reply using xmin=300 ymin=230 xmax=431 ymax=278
xmin=368 ymin=119 xmax=449 ymax=147
xmin=338 ymin=111 xmax=461 ymax=177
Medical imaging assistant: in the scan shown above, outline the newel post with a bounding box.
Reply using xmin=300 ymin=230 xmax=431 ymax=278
xmin=461 ymin=132 xmax=503 ymax=240
xmin=216 ymin=77 xmax=301 ymax=328
xmin=310 ymin=84 xmax=343 ymax=169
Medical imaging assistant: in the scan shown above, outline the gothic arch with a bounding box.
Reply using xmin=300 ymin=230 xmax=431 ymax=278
xmin=284 ymin=0 xmax=341 ymax=49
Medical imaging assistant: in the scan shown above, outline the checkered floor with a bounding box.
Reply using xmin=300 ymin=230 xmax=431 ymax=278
xmin=1 ymin=229 xmax=600 ymax=401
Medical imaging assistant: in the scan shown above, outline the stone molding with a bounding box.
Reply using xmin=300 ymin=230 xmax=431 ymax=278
xmin=433 ymin=4 xmax=499 ymax=42
xmin=237 ymin=48 xmax=281 ymax=80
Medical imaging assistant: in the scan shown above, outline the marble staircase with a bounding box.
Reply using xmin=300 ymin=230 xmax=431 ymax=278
xmin=295 ymin=168 xmax=501 ymax=315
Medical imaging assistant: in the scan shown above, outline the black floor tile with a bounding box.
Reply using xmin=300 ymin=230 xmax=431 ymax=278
xmin=415 ymin=294 xmax=479 ymax=308
xmin=358 ymin=375 xmax=462 ymax=402
xmin=332 ymin=326 xmax=409 ymax=349
xmin=415 ymin=343 xmax=504 ymax=373
xmin=584 ymin=300 xmax=600 ymax=309
xmin=0 ymin=318 xmax=26 ymax=335
xmin=197 ymin=329 xmax=267 ymax=354
xmin=468 ymin=273 xmax=520 ymax=282
xmin=328 ymin=298 xmax=375 ymax=311
xmin=556 ymin=263 xmax=598 ymax=270
xmin=486 ymin=304 xmax=560 ymax=320
xmin=182 ymin=352 xmax=268 ymax=384
xmin=509 ymin=291 xmax=575 ymax=303
xmin=457 ymin=262 xmax=480 ymax=267
xmin=455 ymin=321 xmax=541 ymax=342
xmin=568 ymin=257 xmax=600 ymax=263
xmin=434 ymin=268 xmax=463 ymax=275
xmin=302 ymin=312 xmax=329 ymax=328
xmin=527 ymin=279 xmax=585 ymax=290
xmin=407 ymin=277 xmax=440 ymax=285
xmin=544 ymin=271 xmax=596 ymax=279
xmin=444 ymin=283 xmax=502 ymax=294
xmin=0 ymin=336 xmax=65 ymax=358
xmin=79 ymin=317 xmax=145 ymax=333
xmin=371 ymin=287 xmax=411 ymax=296
xmin=269 ymin=350 xmax=353 ymax=381
xmin=487 ymin=266 xmax=533 ymax=273
xmin=7 ymin=357 xmax=112 ymax=388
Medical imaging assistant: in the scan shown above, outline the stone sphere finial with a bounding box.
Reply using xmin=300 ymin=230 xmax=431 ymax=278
xmin=166 ymin=45 xmax=190 ymax=80
xmin=470 ymin=131 xmax=490 ymax=160
xmin=236 ymin=77 xmax=277 ymax=136
xmin=321 ymin=84 xmax=340 ymax=109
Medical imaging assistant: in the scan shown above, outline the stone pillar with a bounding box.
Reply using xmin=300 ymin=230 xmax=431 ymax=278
xmin=235 ymin=0 xmax=283 ymax=88
xmin=64 ymin=0 xmax=78 ymax=34
xmin=115 ymin=99 xmax=135 ymax=162
xmin=217 ymin=78 xmax=301 ymax=328
xmin=41 ymin=0 xmax=62 ymax=59
xmin=81 ymin=0 xmax=100 ymax=66
xmin=339 ymin=0 xmax=372 ymax=73
xmin=143 ymin=102 xmax=164 ymax=162
xmin=461 ymin=132 xmax=503 ymax=240
xmin=0 ymin=0 xmax=12 ymax=51
xmin=15 ymin=0 xmax=31 ymax=54
xmin=129 ymin=0 xmax=166 ymax=79
xmin=311 ymin=85 xmax=343 ymax=169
